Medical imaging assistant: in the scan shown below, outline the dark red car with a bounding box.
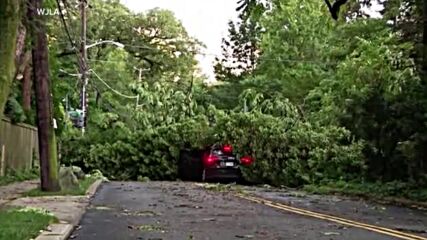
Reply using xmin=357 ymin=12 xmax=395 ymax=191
xmin=178 ymin=144 xmax=254 ymax=182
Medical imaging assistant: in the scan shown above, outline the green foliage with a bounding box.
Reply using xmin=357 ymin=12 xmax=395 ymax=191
xmin=1 ymin=0 xmax=424 ymax=202
xmin=4 ymin=94 xmax=26 ymax=123
xmin=61 ymin=84 xmax=363 ymax=186
xmin=51 ymin=0 xmax=427 ymax=197
xmin=212 ymin=0 xmax=267 ymax=108
xmin=306 ymin=20 xmax=427 ymax=182
xmin=209 ymin=99 xmax=364 ymax=186
xmin=251 ymin=0 xmax=334 ymax=102
xmin=61 ymin=82 xmax=207 ymax=180
xmin=208 ymin=0 xmax=427 ymax=191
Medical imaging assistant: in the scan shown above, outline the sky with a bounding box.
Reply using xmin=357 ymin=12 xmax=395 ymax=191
xmin=120 ymin=0 xmax=239 ymax=81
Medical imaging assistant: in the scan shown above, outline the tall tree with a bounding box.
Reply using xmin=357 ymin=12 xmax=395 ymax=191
xmin=0 ymin=0 xmax=21 ymax=117
xmin=214 ymin=0 xmax=266 ymax=82
xmin=252 ymin=0 xmax=334 ymax=102
xmin=28 ymin=0 xmax=60 ymax=191
xmin=22 ymin=51 xmax=32 ymax=112
xmin=424 ymin=0 xmax=427 ymax=82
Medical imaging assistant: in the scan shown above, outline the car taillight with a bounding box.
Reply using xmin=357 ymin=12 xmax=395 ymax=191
xmin=240 ymin=156 xmax=254 ymax=166
xmin=203 ymin=154 xmax=219 ymax=166
xmin=223 ymin=144 xmax=233 ymax=153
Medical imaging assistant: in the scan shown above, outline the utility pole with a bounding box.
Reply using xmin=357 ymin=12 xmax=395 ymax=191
xmin=80 ymin=0 xmax=88 ymax=134
xmin=28 ymin=0 xmax=60 ymax=191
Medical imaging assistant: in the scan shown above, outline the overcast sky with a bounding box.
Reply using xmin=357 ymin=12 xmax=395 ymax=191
xmin=120 ymin=0 xmax=239 ymax=81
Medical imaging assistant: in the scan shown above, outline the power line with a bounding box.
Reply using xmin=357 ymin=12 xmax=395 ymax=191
xmin=55 ymin=0 xmax=86 ymax=75
xmin=88 ymin=69 xmax=139 ymax=99
xmin=56 ymin=0 xmax=77 ymax=50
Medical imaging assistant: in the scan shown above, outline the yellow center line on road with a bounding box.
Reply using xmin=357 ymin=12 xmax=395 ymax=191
xmin=236 ymin=194 xmax=427 ymax=240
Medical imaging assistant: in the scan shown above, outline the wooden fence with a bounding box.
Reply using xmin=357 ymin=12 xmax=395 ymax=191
xmin=0 ymin=118 xmax=38 ymax=176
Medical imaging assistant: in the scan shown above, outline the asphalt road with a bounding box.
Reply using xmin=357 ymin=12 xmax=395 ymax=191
xmin=70 ymin=181 xmax=427 ymax=240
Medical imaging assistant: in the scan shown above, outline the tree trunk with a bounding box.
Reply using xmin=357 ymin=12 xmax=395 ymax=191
xmin=22 ymin=52 xmax=32 ymax=112
xmin=424 ymin=0 xmax=427 ymax=79
xmin=423 ymin=0 xmax=427 ymax=174
xmin=15 ymin=24 xmax=26 ymax=66
xmin=28 ymin=0 xmax=60 ymax=192
xmin=422 ymin=1 xmax=427 ymax=76
xmin=0 ymin=0 xmax=20 ymax=117
xmin=14 ymin=27 xmax=29 ymax=81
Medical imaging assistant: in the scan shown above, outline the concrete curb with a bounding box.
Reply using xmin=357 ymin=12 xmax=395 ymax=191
xmin=35 ymin=223 xmax=74 ymax=240
xmin=86 ymin=179 xmax=103 ymax=197
xmin=35 ymin=179 xmax=103 ymax=240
